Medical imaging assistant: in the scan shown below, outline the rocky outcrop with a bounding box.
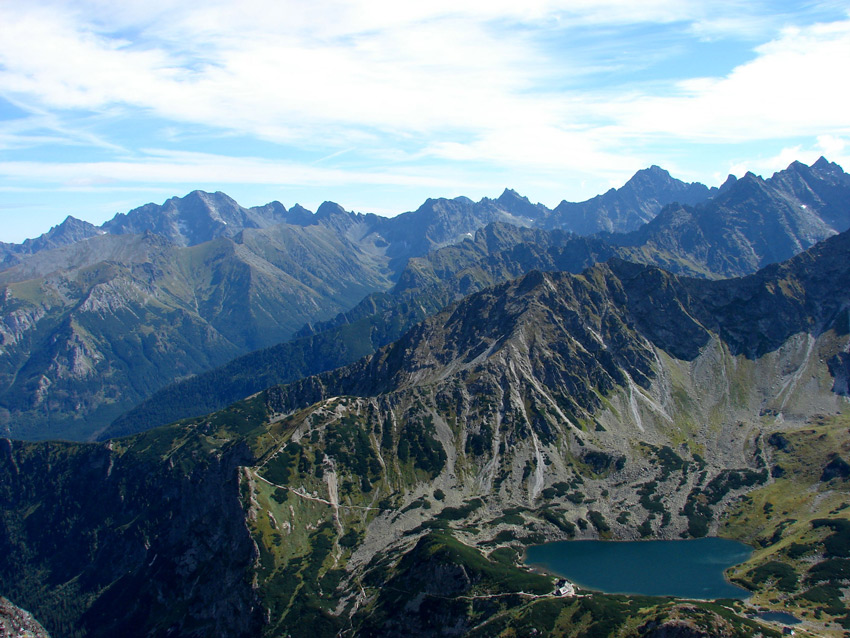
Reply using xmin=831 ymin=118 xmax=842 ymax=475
xmin=0 ymin=597 xmax=51 ymax=638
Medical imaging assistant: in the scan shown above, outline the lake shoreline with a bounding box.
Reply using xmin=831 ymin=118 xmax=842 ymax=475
xmin=522 ymin=536 xmax=754 ymax=600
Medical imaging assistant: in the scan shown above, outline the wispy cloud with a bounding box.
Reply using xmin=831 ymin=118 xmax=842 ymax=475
xmin=607 ymin=20 xmax=850 ymax=142
xmin=728 ymin=135 xmax=850 ymax=178
xmin=0 ymin=0 xmax=849 ymax=240
xmin=6 ymin=0 xmax=819 ymax=148
xmin=0 ymin=149 xmax=477 ymax=189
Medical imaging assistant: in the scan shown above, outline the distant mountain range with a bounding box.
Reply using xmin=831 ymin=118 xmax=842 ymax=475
xmin=0 ymin=193 xmax=535 ymax=439
xmin=106 ymin=158 xmax=850 ymax=438
xmin=2 ymin=222 xmax=849 ymax=636
xmin=1 ymin=157 xmax=848 ymax=441
xmin=543 ymin=164 xmax=720 ymax=234
xmin=614 ymin=157 xmax=850 ymax=275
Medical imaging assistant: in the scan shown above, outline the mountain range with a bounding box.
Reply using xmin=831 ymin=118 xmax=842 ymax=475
xmin=1 ymin=218 xmax=849 ymax=636
xmin=2 ymin=158 xmax=849 ymax=441
xmin=103 ymin=158 xmax=850 ymax=439
xmin=0 ymin=190 xmax=540 ymax=439
xmin=543 ymin=164 xmax=719 ymax=234
xmin=1 ymin=155 xmax=850 ymax=637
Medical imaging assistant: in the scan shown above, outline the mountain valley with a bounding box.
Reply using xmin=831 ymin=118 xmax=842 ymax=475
xmin=0 ymin=158 xmax=849 ymax=637
xmin=1 ymin=218 xmax=849 ymax=635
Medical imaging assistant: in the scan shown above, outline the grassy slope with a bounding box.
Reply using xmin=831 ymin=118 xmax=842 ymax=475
xmin=721 ymin=413 xmax=850 ymax=637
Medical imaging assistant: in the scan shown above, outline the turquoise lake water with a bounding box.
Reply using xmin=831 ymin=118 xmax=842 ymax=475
xmin=524 ymin=537 xmax=753 ymax=600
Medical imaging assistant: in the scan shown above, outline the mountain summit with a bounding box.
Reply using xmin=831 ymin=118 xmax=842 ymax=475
xmin=544 ymin=165 xmax=714 ymax=234
xmin=100 ymin=190 xmax=290 ymax=246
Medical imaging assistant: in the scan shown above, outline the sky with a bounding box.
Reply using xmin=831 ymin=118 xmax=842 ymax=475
xmin=1 ymin=0 xmax=849 ymax=242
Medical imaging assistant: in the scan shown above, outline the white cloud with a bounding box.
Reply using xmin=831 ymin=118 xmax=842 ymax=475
xmin=0 ymin=149 xmax=474 ymax=189
xmin=0 ymin=0 xmax=795 ymax=150
xmin=817 ymin=134 xmax=847 ymax=158
xmin=608 ymin=20 xmax=850 ymax=142
xmin=0 ymin=1 xmax=561 ymax=146
xmin=727 ymin=136 xmax=850 ymax=178
xmin=1 ymin=0 xmax=849 ymax=227
xmin=424 ymin=124 xmax=642 ymax=181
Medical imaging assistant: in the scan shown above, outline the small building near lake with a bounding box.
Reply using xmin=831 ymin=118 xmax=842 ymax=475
xmin=554 ymin=579 xmax=575 ymax=597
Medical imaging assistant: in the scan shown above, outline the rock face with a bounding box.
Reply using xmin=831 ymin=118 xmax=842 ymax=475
xmin=0 ymin=597 xmax=51 ymax=638
xmin=1 ymin=228 xmax=848 ymax=636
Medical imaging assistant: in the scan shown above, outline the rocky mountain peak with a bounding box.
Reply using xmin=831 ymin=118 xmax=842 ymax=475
xmin=100 ymin=189 xmax=290 ymax=246
xmin=717 ymin=171 xmax=775 ymax=204
xmin=54 ymin=215 xmax=98 ymax=231
xmin=496 ymin=188 xmax=528 ymax=208
xmin=628 ymin=164 xmax=674 ymax=185
xmin=32 ymin=215 xmax=103 ymax=245
xmin=496 ymin=188 xmax=532 ymax=207
xmin=284 ymin=203 xmax=314 ymax=225
xmin=313 ymin=201 xmax=361 ymax=234
xmin=718 ymin=173 xmax=738 ymax=193
xmin=415 ymin=196 xmax=475 ymax=215
xmin=183 ymin=189 xmax=237 ymax=206
xmin=812 ymin=155 xmax=837 ymax=172
xmin=315 ymin=201 xmax=348 ymax=218
xmin=547 ymin=165 xmax=712 ymax=235
xmin=495 ymin=188 xmax=548 ymax=220
xmin=0 ymin=215 xmax=104 ymax=271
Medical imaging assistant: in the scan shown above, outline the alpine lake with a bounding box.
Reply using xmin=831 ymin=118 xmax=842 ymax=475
xmin=524 ymin=537 xmax=753 ymax=600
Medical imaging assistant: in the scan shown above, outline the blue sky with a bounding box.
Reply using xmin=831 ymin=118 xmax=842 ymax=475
xmin=1 ymin=0 xmax=849 ymax=242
